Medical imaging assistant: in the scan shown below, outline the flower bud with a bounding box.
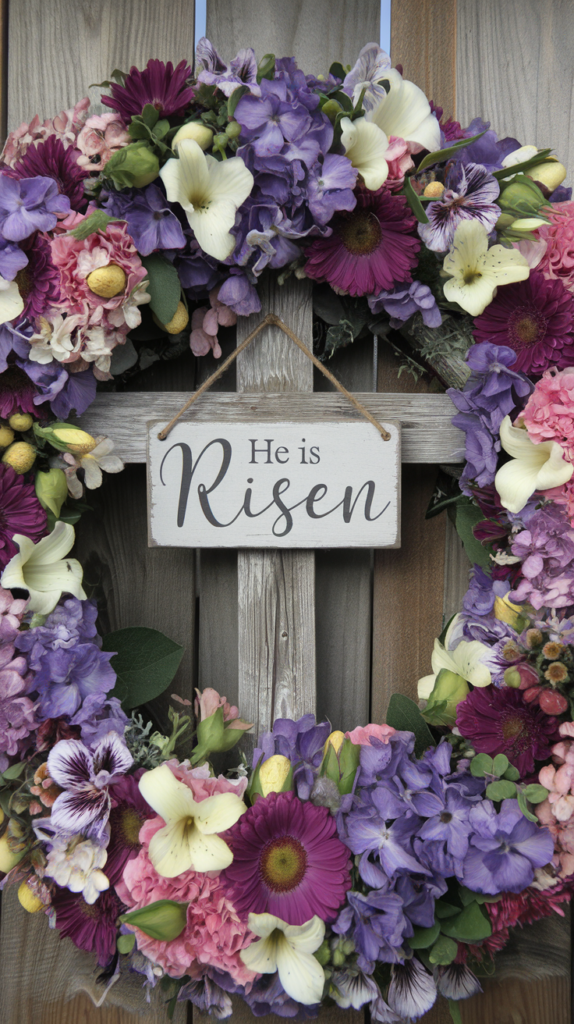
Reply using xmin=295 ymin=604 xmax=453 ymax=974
xmin=18 ymin=880 xmax=45 ymax=913
xmin=0 ymin=424 xmax=14 ymax=448
xmin=172 ymin=123 xmax=214 ymax=151
xmin=86 ymin=263 xmax=127 ymax=298
xmin=2 ymin=441 xmax=36 ymax=474
xmin=493 ymin=595 xmax=526 ymax=630
xmin=424 ymin=181 xmax=445 ymax=198
xmin=34 ymin=421 xmax=97 ymax=454
xmin=528 ymin=158 xmax=567 ymax=192
xmin=424 ymin=669 xmax=469 ymax=727
xmin=504 ymin=667 xmax=522 ymax=688
xmin=323 ymin=731 xmax=345 ymax=757
xmin=539 ymin=689 xmax=569 ymax=715
xmin=153 ymin=300 xmax=189 ymax=335
xmin=0 ymin=831 xmax=26 ymax=873
xmin=120 ymin=899 xmax=189 ymax=941
xmin=259 ymin=755 xmax=293 ymax=797
xmin=498 ymin=177 xmax=547 ymax=217
xmin=8 ymin=413 xmax=33 ymax=432
xmin=314 ymin=939 xmax=331 ymax=966
xmin=213 ymin=132 xmax=229 ymax=151
xmin=225 ymin=121 xmax=242 ymax=140
xmin=321 ymin=99 xmax=343 ymax=123
xmin=104 ymin=141 xmax=160 ymax=190
xmin=35 ymin=468 xmax=68 ymax=518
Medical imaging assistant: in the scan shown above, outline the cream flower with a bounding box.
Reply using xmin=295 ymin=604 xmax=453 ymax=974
xmin=44 ymin=835 xmax=109 ymax=904
xmin=240 ymin=913 xmax=326 ymax=1006
xmin=366 ymin=68 xmax=440 ymax=154
xmin=494 ymin=415 xmax=574 ymax=514
xmin=0 ymin=274 xmax=24 ymax=325
xmin=159 ymin=139 xmax=253 ymax=261
xmin=138 ymin=763 xmax=246 ymax=877
xmin=418 ymin=614 xmax=492 ymax=698
xmin=442 ymin=220 xmax=530 ymax=316
xmin=1 ymin=521 xmax=86 ymax=616
xmin=340 ymin=117 xmax=389 ymax=190
xmin=53 ymin=436 xmax=124 ymax=500
xmin=28 ymin=313 xmax=85 ymax=364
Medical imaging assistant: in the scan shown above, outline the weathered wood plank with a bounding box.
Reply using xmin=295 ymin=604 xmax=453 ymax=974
xmin=391 ymin=0 xmax=457 ymax=120
xmin=461 ymin=976 xmax=570 ymax=1024
xmin=79 ymin=391 xmax=463 ymax=464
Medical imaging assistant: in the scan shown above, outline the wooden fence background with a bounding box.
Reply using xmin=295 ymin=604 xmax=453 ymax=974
xmin=0 ymin=1 xmax=572 ymax=1022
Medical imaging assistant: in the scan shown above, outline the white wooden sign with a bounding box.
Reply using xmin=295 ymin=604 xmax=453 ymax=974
xmin=147 ymin=420 xmax=400 ymax=549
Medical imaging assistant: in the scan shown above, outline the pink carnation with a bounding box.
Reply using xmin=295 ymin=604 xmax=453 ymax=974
xmin=536 ymin=202 xmax=574 ymax=294
xmin=76 ymin=113 xmax=130 ymax=173
xmin=385 ymin=136 xmax=414 ymax=192
xmin=521 ymin=367 xmax=574 ymax=459
xmin=1 ymin=98 xmax=90 ymax=167
xmin=345 ymin=723 xmax=397 ymax=746
xmin=165 ymin=759 xmax=248 ymax=801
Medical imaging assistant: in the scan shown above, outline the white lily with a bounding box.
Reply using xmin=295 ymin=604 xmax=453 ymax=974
xmin=366 ymin=68 xmax=441 ymax=154
xmin=417 ymin=614 xmax=492 ymax=699
xmin=138 ymin=763 xmax=246 ymax=877
xmin=442 ymin=220 xmax=530 ymax=316
xmin=494 ymin=415 xmax=574 ymax=514
xmin=0 ymin=274 xmax=24 ymax=325
xmin=0 ymin=521 xmax=86 ymax=616
xmin=240 ymin=913 xmax=326 ymax=1006
xmin=340 ymin=117 xmax=389 ymax=190
xmin=160 ymin=139 xmax=253 ymax=261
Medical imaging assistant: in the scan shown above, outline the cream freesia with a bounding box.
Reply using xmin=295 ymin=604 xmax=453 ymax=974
xmin=340 ymin=117 xmax=389 ymax=190
xmin=240 ymin=913 xmax=326 ymax=1005
xmin=494 ymin=415 xmax=574 ymax=514
xmin=159 ymin=138 xmax=253 ymax=261
xmin=1 ymin=521 xmax=86 ymax=616
xmin=138 ymin=763 xmax=246 ymax=877
xmin=366 ymin=68 xmax=440 ymax=154
xmin=442 ymin=220 xmax=530 ymax=316
xmin=0 ymin=274 xmax=23 ymax=325
xmin=417 ymin=614 xmax=492 ymax=699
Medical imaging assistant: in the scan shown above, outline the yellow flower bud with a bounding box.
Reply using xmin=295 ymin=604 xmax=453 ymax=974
xmin=154 ymin=300 xmax=189 ymax=335
xmin=172 ymin=123 xmax=214 ymax=151
xmin=50 ymin=426 xmax=97 ymax=454
xmin=0 ymin=807 xmax=4 ymax=826
xmin=528 ymin=158 xmax=567 ymax=193
xmin=9 ymin=412 xmax=33 ymax=432
xmin=259 ymin=754 xmax=292 ymax=796
xmin=493 ymin=595 xmax=525 ymax=629
xmin=323 ymin=730 xmax=345 ymax=756
xmin=17 ymin=880 xmax=44 ymax=913
xmin=0 ymin=832 xmax=25 ymax=873
xmin=424 ymin=181 xmax=445 ymax=198
xmin=0 ymin=424 xmax=15 ymax=448
xmin=35 ymin=468 xmax=68 ymax=517
xmin=2 ymin=441 xmax=36 ymax=474
xmin=86 ymin=263 xmax=127 ymax=298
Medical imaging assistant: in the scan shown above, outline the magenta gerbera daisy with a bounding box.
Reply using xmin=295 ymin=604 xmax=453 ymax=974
xmin=0 ymin=463 xmax=47 ymax=570
xmin=102 ymin=59 xmax=194 ymax=121
xmin=456 ymin=685 xmax=560 ymax=776
xmin=0 ymin=366 xmax=38 ymax=419
xmin=16 ymin=233 xmax=60 ymax=320
xmin=222 ymin=790 xmax=351 ymax=926
xmin=51 ymin=885 xmax=125 ymax=966
xmin=473 ymin=270 xmax=574 ymax=375
xmin=304 ymin=186 xmax=420 ymax=297
xmin=5 ymin=135 xmax=88 ymax=211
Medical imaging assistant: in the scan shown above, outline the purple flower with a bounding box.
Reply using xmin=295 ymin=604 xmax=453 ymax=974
xmin=171 ymin=237 xmax=223 ymax=297
xmin=254 ymin=714 xmax=331 ymax=799
xmin=387 ymin=960 xmax=437 ymax=1021
xmin=5 ymin=135 xmax=88 ymax=211
xmin=457 ymin=685 xmax=560 ymax=777
xmin=416 ymin=786 xmax=477 ymax=860
xmin=241 ymin=972 xmax=320 ymax=1018
xmin=17 ymin=356 xmax=97 ymax=417
xmin=306 ymin=154 xmax=357 ymax=226
xmin=70 ymin=693 xmax=128 ymax=749
xmin=419 ymin=163 xmax=500 ymax=252
xmin=0 ymin=174 xmax=70 ymax=241
xmin=51 ymin=884 xmax=125 ymax=966
xmin=342 ymin=43 xmax=392 ymax=112
xmin=101 ymin=183 xmax=185 ymax=256
xmin=333 ymin=887 xmax=407 ymax=970
xmin=0 ymin=365 xmax=38 ymax=417
xmin=178 ymin=974 xmax=233 ymax=1019
xmin=448 ymin=118 xmax=520 ymax=178
xmin=0 ymin=642 xmax=36 ymax=763
xmin=17 ymin=232 xmax=60 ymax=320
xmin=31 ymin=641 xmax=116 ymax=719
xmin=195 ymin=37 xmax=260 ymax=98
xmin=47 ymin=732 xmax=133 ymax=840
xmin=368 ymin=281 xmax=442 ymax=328
xmin=102 ymin=59 xmax=194 ymax=120
xmin=510 ymin=504 xmax=574 ymax=610
xmin=462 ymin=798 xmax=555 ymax=894
xmin=218 ymin=270 xmax=261 ymax=316
xmin=234 ymin=78 xmax=314 ymax=158
xmin=0 ymin=236 xmax=28 ymax=281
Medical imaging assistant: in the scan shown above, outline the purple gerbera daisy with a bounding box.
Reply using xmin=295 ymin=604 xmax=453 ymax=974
xmin=0 ymin=366 xmax=39 ymax=418
xmin=105 ymin=771 xmax=154 ymax=885
xmin=304 ymin=186 xmax=420 ymax=298
xmin=473 ymin=271 xmax=574 ymax=375
xmin=456 ymin=685 xmax=560 ymax=776
xmin=16 ymin=233 xmax=60 ymax=320
xmin=0 ymin=463 xmax=47 ymax=570
xmin=102 ymin=59 xmax=194 ymax=121
xmin=51 ymin=885 xmax=126 ymax=966
xmin=223 ymin=790 xmax=351 ymax=926
xmin=418 ymin=163 xmax=501 ymax=252
xmin=5 ymin=135 xmax=88 ymax=211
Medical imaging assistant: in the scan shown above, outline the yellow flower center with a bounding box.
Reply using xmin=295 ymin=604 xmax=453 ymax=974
xmin=259 ymin=836 xmax=307 ymax=893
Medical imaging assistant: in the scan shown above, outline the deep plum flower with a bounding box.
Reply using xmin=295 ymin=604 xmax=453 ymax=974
xmin=104 ymin=770 xmax=154 ymax=885
xmin=51 ymin=885 xmax=125 ymax=966
xmin=101 ymin=183 xmax=186 ymax=256
xmin=16 ymin=232 xmax=60 ymax=320
xmin=419 ymin=163 xmax=500 ymax=252
xmin=456 ymin=685 xmax=560 ymax=775
xmin=47 ymin=731 xmax=133 ymax=840
xmin=5 ymin=135 xmax=88 ymax=210
xmin=368 ymin=280 xmax=441 ymax=328
xmin=0 ymin=365 xmax=39 ymax=417
xmin=473 ymin=272 xmax=574 ymax=375
xmin=0 ymin=463 xmax=47 ymax=570
xmin=462 ymin=798 xmax=555 ymax=894
xmin=0 ymin=174 xmax=70 ymax=241
xmin=102 ymin=59 xmax=194 ymax=120
xmin=304 ymin=186 xmax=420 ymax=297
xmin=222 ymin=790 xmax=351 ymax=925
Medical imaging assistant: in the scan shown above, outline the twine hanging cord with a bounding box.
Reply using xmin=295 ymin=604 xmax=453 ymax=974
xmin=157 ymin=312 xmax=391 ymax=442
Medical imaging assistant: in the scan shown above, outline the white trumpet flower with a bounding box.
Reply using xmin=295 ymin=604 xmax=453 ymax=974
xmin=240 ymin=913 xmax=326 ymax=1006
xmin=340 ymin=117 xmax=390 ymax=190
xmin=495 ymin=415 xmax=574 ymax=514
xmin=366 ymin=68 xmax=440 ymax=154
xmin=0 ymin=274 xmax=23 ymax=325
xmin=418 ymin=614 xmax=492 ymax=699
xmin=1 ymin=521 xmax=86 ymax=616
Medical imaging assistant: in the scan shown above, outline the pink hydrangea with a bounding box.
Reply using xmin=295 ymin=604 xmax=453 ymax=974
xmin=521 ymin=367 xmax=574 ymax=459
xmin=535 ymin=798 xmax=574 ymax=878
xmin=345 ymin=723 xmax=397 ymax=746
xmin=0 ymin=587 xmax=28 ymax=643
xmin=190 ymin=287 xmax=237 ymax=358
xmin=1 ymin=98 xmax=90 ymax=167
xmin=385 ymin=136 xmax=414 ymax=192
xmin=76 ymin=113 xmax=130 ymax=173
xmin=0 ymin=642 xmax=36 ymax=772
xmin=536 ymin=201 xmax=574 ymax=294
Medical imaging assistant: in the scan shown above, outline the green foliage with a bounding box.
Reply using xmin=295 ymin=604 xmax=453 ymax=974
xmin=386 ymin=694 xmax=435 ymax=756
xmin=493 ymin=148 xmax=554 ymax=181
xmin=417 ymin=131 xmax=487 ymax=173
xmin=68 ymin=210 xmax=121 ymax=241
xmin=447 ymin=498 xmax=491 ymax=570
xmin=141 ymin=253 xmax=181 ymax=326
xmin=439 ymin=901 xmax=492 ymax=943
xmin=485 ymin=779 xmax=517 ymax=801
xmin=119 ymin=900 xmax=188 ymax=941
xmin=429 ymin=935 xmax=458 ymax=966
xmin=401 ymin=175 xmax=429 ymax=223
xmin=408 ymin=922 xmax=441 ymax=949
xmin=103 ymin=627 xmax=184 ymax=710
xmin=257 ymin=53 xmax=276 ymax=83
xmin=117 ymin=933 xmax=136 ymax=954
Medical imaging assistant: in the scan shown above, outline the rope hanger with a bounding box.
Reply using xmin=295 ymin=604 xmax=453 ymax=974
xmin=157 ymin=313 xmax=392 ymax=442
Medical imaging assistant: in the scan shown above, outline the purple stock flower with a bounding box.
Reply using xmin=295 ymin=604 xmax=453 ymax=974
xmin=509 ymin=503 xmax=574 ymax=610
xmin=171 ymin=237 xmax=223 ymax=297
xmin=418 ymin=163 xmax=501 ymax=252
xmin=217 ymin=270 xmax=261 ymax=316
xmin=241 ymin=971 xmax=320 ymax=1018
xmin=70 ymin=693 xmax=128 ymax=749
xmin=16 ymin=596 xmax=99 ymax=656
xmin=368 ymin=281 xmax=442 ymax=328
xmin=462 ymin=798 xmax=555 ymax=894
xmin=448 ymin=118 xmax=520 ymax=178
xmin=253 ymin=714 xmax=331 ymax=799
xmin=462 ymin=564 xmax=510 ymax=618
xmin=101 ymin=183 xmax=186 ymax=256
xmin=195 ymin=37 xmax=260 ymax=98
xmin=17 ymin=356 xmax=97 ymax=417
xmin=306 ymin=154 xmax=357 ymax=226
xmin=0 ymin=323 xmax=34 ymax=373
xmin=333 ymin=887 xmax=407 ymax=970
xmin=234 ymin=78 xmax=314 ymax=157
xmin=47 ymin=732 xmax=133 ymax=840
xmin=0 ymin=174 xmax=70 ymax=241
xmin=32 ymin=642 xmax=116 ymax=719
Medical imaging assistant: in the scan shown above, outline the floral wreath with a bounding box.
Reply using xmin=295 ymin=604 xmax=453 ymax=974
xmin=0 ymin=38 xmax=574 ymax=1024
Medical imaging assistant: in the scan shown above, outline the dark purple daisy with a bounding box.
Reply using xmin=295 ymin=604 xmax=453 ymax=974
xmin=51 ymin=885 xmax=125 ymax=966
xmin=0 ymin=365 xmax=38 ymax=418
xmin=0 ymin=463 xmax=47 ymax=570
xmin=105 ymin=771 xmax=154 ymax=885
xmin=418 ymin=163 xmax=501 ymax=252
xmin=473 ymin=271 xmax=574 ymax=375
xmin=5 ymin=136 xmax=88 ymax=211
xmin=456 ymin=685 xmax=560 ymax=776
xmin=102 ymin=59 xmax=194 ymax=120
xmin=16 ymin=233 xmax=60 ymax=320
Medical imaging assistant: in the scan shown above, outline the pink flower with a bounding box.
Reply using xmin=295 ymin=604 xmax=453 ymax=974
xmin=51 ymin=220 xmax=147 ymax=316
xmin=189 ymin=287 xmax=237 ymax=358
xmin=345 ymin=723 xmax=397 ymax=746
xmin=536 ymin=798 xmax=574 ymax=877
xmin=536 ymin=202 xmax=574 ymax=294
xmin=1 ymin=98 xmax=90 ymax=167
xmin=117 ymin=815 xmax=257 ymax=984
xmin=194 ymin=688 xmax=239 ymax=723
xmin=538 ymin=763 xmax=574 ymax=821
xmin=384 ymin=136 xmax=414 ymax=192
xmin=560 ymin=721 xmax=574 ymax=738
xmin=166 ymin=759 xmax=248 ymax=801
xmin=521 ymin=367 xmax=574 ymax=459
xmin=76 ymin=113 xmax=130 ymax=173
xmin=0 ymin=642 xmax=36 ymax=766
xmin=0 ymin=586 xmax=28 ymax=643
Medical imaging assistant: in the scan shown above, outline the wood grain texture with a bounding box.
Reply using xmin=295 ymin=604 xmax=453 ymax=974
xmin=443 ymin=516 xmax=471 ymax=623
xmin=207 ymin=0 xmax=380 ymax=78
xmin=391 ymin=0 xmax=457 ymax=119
xmin=461 ymin=976 xmax=570 ymax=1024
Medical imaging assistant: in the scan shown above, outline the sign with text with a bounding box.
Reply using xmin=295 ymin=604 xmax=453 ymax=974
xmin=147 ymin=420 xmax=400 ymax=548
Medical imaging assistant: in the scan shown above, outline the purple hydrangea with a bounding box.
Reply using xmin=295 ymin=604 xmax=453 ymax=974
xmin=101 ymin=183 xmax=186 ymax=256
xmin=0 ymin=174 xmax=70 ymax=241
xmin=70 ymin=693 xmax=128 ymax=748
xmin=0 ymin=641 xmax=37 ymax=771
xmin=333 ymin=886 xmax=407 ymax=971
xmin=509 ymin=504 xmax=574 ymax=609
xmin=368 ymin=281 xmax=442 ymax=328
xmin=461 ymin=798 xmax=554 ymax=894
xmin=253 ymin=714 xmax=331 ymax=799
xmin=0 ymin=236 xmax=28 ymax=281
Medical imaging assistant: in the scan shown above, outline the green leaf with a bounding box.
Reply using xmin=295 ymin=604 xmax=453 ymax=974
xmin=448 ymin=999 xmax=463 ymax=1024
xmin=401 ymin=175 xmax=429 ymax=224
xmin=386 ymin=693 xmax=436 ymax=756
xmin=119 ymin=900 xmax=188 ymax=941
xmin=492 ymin=148 xmax=553 ymax=181
xmin=486 ymin=779 xmax=516 ymax=801
xmin=257 ymin=53 xmax=275 ymax=83
xmin=117 ymin=933 xmax=136 ymax=954
xmin=459 ymin=886 xmax=501 ymax=906
xmin=329 ymin=61 xmax=347 ymax=80
xmin=429 ymin=935 xmax=458 ymax=966
xmin=470 ymin=753 xmax=494 ymax=778
xmin=417 ymin=131 xmax=487 ymax=173
xmin=492 ymin=753 xmax=509 ymax=777
xmin=324 ymin=320 xmax=355 ymax=358
xmin=228 ymin=85 xmax=250 ymax=117
xmin=313 ymin=284 xmax=346 ymax=326
xmin=109 ymin=337 xmax=138 ymax=374
xmin=1 ymin=761 xmax=26 ymax=781
xmin=141 ymin=253 xmax=181 ymax=326
xmin=154 ymin=119 xmax=170 ymax=140
xmin=503 ymin=764 xmax=520 ymax=781
xmin=408 ymin=922 xmax=441 ymax=949
xmin=103 ymin=627 xmax=184 ymax=710
xmin=440 ymin=902 xmax=492 ymax=943
xmin=141 ymin=104 xmax=160 ymax=128
xmin=517 ymin=788 xmax=539 ymax=823
xmin=522 ymin=783 xmax=549 ymax=804
xmin=68 ymin=210 xmax=121 ymax=241
xmin=434 ymin=899 xmax=462 ymax=920
xmin=448 ymin=499 xmax=491 ymax=570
